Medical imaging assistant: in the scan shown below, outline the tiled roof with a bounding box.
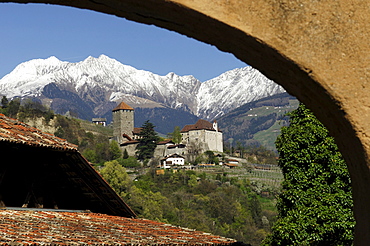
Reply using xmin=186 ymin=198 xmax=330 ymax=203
xmin=0 ymin=114 xmax=77 ymax=151
xmin=133 ymin=127 xmax=142 ymax=135
xmin=167 ymin=144 xmax=186 ymax=149
xmin=0 ymin=210 xmax=237 ymax=245
xmin=161 ymin=153 xmax=185 ymax=161
xmin=157 ymin=139 xmax=175 ymax=145
xmin=112 ymin=102 xmax=134 ymax=111
xmin=121 ymin=140 xmax=139 ymax=146
xmin=181 ymin=119 xmax=218 ymax=132
xmin=224 ymin=163 xmax=239 ymax=167
xmin=122 ymin=133 xmax=133 ymax=141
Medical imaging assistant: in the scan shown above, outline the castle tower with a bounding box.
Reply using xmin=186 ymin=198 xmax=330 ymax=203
xmin=112 ymin=102 xmax=134 ymax=144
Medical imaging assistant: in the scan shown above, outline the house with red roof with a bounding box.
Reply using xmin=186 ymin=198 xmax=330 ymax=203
xmin=0 ymin=113 xmax=238 ymax=245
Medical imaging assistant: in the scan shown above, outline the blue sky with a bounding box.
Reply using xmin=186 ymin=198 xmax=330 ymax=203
xmin=0 ymin=3 xmax=246 ymax=82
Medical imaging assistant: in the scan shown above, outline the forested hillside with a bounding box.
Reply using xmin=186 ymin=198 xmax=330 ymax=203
xmin=100 ymin=162 xmax=279 ymax=246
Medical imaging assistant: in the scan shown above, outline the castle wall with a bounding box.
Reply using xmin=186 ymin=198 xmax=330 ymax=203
xmin=181 ymin=129 xmax=223 ymax=153
xmin=205 ymin=131 xmax=223 ymax=153
xmin=120 ymin=143 xmax=138 ymax=157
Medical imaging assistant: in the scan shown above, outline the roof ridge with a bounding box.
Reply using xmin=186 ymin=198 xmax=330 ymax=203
xmin=112 ymin=102 xmax=134 ymax=111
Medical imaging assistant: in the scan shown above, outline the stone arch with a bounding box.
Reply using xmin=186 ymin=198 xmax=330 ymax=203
xmin=3 ymin=0 xmax=370 ymax=243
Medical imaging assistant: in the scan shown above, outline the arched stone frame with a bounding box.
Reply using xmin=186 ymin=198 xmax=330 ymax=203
xmin=2 ymin=0 xmax=369 ymax=243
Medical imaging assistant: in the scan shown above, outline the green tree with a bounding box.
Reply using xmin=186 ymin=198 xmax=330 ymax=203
xmin=263 ymin=103 xmax=355 ymax=245
xmin=100 ymin=160 xmax=131 ymax=198
xmin=204 ymin=150 xmax=219 ymax=164
xmin=123 ymin=149 xmax=129 ymax=159
xmin=136 ymin=120 xmax=159 ymax=161
xmin=128 ymin=186 xmax=171 ymax=222
xmin=82 ymin=149 xmax=98 ymax=163
xmin=1 ymin=96 xmax=8 ymax=108
xmin=7 ymin=98 xmax=20 ymax=118
xmin=117 ymin=156 xmax=141 ymax=168
xmin=109 ymin=140 xmax=122 ymax=160
xmin=168 ymin=126 xmax=182 ymax=144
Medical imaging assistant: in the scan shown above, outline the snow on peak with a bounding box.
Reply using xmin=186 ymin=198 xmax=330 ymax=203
xmin=45 ymin=56 xmax=61 ymax=63
xmin=0 ymin=55 xmax=285 ymax=120
xmin=196 ymin=65 xmax=285 ymax=119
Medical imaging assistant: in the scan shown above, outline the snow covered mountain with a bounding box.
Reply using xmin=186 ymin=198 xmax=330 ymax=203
xmin=0 ymin=55 xmax=285 ymax=122
xmin=197 ymin=67 xmax=286 ymax=120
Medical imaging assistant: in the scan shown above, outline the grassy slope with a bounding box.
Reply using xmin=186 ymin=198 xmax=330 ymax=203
xmin=253 ymin=99 xmax=299 ymax=150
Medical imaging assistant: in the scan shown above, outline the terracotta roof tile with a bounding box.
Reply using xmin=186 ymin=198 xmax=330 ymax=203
xmin=112 ymin=102 xmax=134 ymax=112
xmin=181 ymin=119 xmax=218 ymax=132
xmin=0 ymin=114 xmax=77 ymax=151
xmin=133 ymin=127 xmax=142 ymax=135
xmin=0 ymin=210 xmax=237 ymax=245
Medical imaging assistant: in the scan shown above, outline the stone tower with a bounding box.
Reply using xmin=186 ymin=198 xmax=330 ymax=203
xmin=112 ymin=101 xmax=134 ymax=144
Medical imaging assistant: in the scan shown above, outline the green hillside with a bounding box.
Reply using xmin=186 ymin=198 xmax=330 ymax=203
xmin=217 ymin=93 xmax=299 ymax=151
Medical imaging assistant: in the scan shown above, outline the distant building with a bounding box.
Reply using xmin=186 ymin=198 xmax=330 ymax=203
xmin=92 ymin=117 xmax=107 ymax=126
xmin=160 ymin=154 xmax=185 ymax=169
xmin=227 ymin=159 xmax=239 ymax=165
xmin=224 ymin=163 xmax=238 ymax=169
xmin=181 ymin=119 xmax=223 ymax=153
xmin=112 ymin=102 xmax=223 ymax=161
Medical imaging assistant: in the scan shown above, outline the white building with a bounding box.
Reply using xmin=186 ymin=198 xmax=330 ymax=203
xmin=160 ymin=154 xmax=185 ymax=169
xmin=181 ymin=119 xmax=223 ymax=153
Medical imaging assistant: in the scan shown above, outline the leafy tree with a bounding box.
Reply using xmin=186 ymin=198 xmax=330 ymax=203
xmin=100 ymin=160 xmax=131 ymax=198
xmin=82 ymin=149 xmax=98 ymax=163
xmin=168 ymin=126 xmax=182 ymax=144
xmin=136 ymin=120 xmax=159 ymax=161
xmin=128 ymin=186 xmax=171 ymax=222
xmin=109 ymin=140 xmax=122 ymax=160
xmin=188 ymin=174 xmax=198 ymax=188
xmin=117 ymin=156 xmax=141 ymax=168
xmin=263 ymin=103 xmax=355 ymax=245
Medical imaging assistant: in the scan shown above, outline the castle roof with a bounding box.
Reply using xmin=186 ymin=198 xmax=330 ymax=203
xmin=133 ymin=127 xmax=142 ymax=135
xmin=181 ymin=119 xmax=220 ymax=132
xmin=157 ymin=139 xmax=175 ymax=145
xmin=112 ymin=101 xmax=134 ymax=112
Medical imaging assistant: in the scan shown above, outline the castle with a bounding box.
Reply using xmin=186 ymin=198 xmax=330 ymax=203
xmin=112 ymin=101 xmax=223 ymax=160
xmin=181 ymin=119 xmax=223 ymax=153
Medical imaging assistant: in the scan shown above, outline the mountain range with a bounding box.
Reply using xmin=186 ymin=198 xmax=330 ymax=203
xmin=0 ymin=55 xmax=285 ymax=135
